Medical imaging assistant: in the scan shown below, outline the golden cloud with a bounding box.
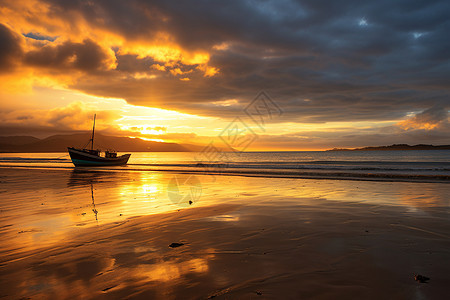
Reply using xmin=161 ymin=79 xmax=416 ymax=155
xmin=0 ymin=0 xmax=219 ymax=94
xmin=398 ymin=119 xmax=440 ymax=130
xmin=397 ymin=106 xmax=448 ymax=131
xmin=0 ymin=101 xmax=121 ymax=131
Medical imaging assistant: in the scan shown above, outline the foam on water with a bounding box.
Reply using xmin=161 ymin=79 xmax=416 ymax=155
xmin=1 ymin=150 xmax=449 ymax=182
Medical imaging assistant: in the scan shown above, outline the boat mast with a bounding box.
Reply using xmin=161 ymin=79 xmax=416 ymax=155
xmin=91 ymin=114 xmax=96 ymax=150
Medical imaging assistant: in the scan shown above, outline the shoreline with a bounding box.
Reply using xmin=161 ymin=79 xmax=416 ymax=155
xmin=2 ymin=147 xmax=450 ymax=154
xmin=1 ymin=165 xmax=449 ymax=184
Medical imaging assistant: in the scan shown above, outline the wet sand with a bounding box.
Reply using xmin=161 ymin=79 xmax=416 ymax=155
xmin=0 ymin=167 xmax=449 ymax=299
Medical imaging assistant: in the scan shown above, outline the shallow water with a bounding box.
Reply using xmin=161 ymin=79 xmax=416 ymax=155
xmin=1 ymin=150 xmax=450 ymax=182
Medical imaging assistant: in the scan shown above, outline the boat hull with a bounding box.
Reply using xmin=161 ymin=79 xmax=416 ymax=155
xmin=68 ymin=147 xmax=131 ymax=167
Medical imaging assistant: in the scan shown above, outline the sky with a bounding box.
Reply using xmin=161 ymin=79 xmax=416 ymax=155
xmin=0 ymin=0 xmax=449 ymax=150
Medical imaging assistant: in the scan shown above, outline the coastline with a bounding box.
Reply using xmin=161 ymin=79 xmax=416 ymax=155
xmin=1 ymin=165 xmax=449 ymax=184
xmin=1 ymin=150 xmax=450 ymax=184
xmin=0 ymin=167 xmax=449 ymax=298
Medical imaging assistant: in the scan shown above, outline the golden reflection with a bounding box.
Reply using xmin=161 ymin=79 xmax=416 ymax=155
xmin=132 ymin=255 xmax=214 ymax=283
xmin=69 ymin=170 xmax=179 ymax=222
xmin=118 ymin=172 xmax=165 ymax=210
xmin=7 ymin=170 xmax=443 ymax=257
xmin=13 ymin=255 xmax=117 ymax=299
xmin=8 ymin=247 xmax=215 ymax=299
xmin=0 ymin=168 xmax=182 ymax=255
xmin=142 ymin=184 xmax=159 ymax=197
xmin=207 ymin=214 xmax=240 ymax=222
xmin=398 ymin=185 xmax=449 ymax=208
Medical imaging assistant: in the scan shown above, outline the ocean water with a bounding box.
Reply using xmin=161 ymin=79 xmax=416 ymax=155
xmin=1 ymin=150 xmax=449 ymax=182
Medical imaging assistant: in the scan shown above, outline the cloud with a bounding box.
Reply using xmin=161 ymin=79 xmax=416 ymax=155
xmin=0 ymin=101 xmax=121 ymax=136
xmin=398 ymin=106 xmax=449 ymax=130
xmin=0 ymin=23 xmax=23 ymax=71
xmin=0 ymin=0 xmax=449 ymax=146
xmin=24 ymin=39 xmax=117 ymax=71
xmin=249 ymin=123 xmax=450 ymax=150
xmin=35 ymin=0 xmax=447 ymax=123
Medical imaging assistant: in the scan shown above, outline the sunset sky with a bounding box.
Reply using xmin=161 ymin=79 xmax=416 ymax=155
xmin=0 ymin=0 xmax=449 ymax=150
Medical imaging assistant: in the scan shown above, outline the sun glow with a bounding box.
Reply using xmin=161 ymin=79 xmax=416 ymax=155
xmin=121 ymin=126 xmax=166 ymax=136
xmin=129 ymin=136 xmax=165 ymax=143
xmin=141 ymin=128 xmax=165 ymax=135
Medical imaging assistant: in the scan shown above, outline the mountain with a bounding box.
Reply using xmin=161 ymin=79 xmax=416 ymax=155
xmin=0 ymin=136 xmax=40 ymax=145
xmin=0 ymin=136 xmax=42 ymax=152
xmin=0 ymin=133 xmax=206 ymax=152
xmin=327 ymin=144 xmax=450 ymax=151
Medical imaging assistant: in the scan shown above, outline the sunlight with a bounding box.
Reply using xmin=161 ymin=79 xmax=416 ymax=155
xmin=141 ymin=184 xmax=159 ymax=198
xmin=141 ymin=128 xmax=165 ymax=135
xmin=129 ymin=136 xmax=166 ymax=143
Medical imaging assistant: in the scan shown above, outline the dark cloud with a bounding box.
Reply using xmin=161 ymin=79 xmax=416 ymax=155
xmin=415 ymin=106 xmax=449 ymax=123
xmin=24 ymin=39 xmax=114 ymax=71
xmin=0 ymin=23 xmax=23 ymax=71
xmin=3 ymin=0 xmax=450 ymax=130
xmin=115 ymin=54 xmax=156 ymax=73
xmin=38 ymin=0 xmax=449 ymax=123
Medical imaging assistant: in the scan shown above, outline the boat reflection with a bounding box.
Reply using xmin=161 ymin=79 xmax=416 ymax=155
xmin=91 ymin=183 xmax=98 ymax=222
xmin=67 ymin=169 xmax=183 ymax=225
xmin=68 ymin=169 xmax=118 ymax=186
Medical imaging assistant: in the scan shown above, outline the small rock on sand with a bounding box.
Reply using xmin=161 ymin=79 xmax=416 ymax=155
xmin=414 ymin=274 xmax=430 ymax=283
xmin=169 ymin=242 xmax=184 ymax=248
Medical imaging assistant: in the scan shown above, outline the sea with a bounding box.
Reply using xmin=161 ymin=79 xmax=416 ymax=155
xmin=1 ymin=150 xmax=449 ymax=182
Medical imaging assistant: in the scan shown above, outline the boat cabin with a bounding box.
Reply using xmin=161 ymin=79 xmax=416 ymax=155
xmin=83 ymin=149 xmax=101 ymax=156
xmin=105 ymin=151 xmax=117 ymax=158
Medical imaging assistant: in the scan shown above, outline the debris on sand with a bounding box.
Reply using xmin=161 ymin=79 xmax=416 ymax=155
xmin=414 ymin=274 xmax=430 ymax=283
xmin=169 ymin=242 xmax=184 ymax=248
xmin=102 ymin=285 xmax=118 ymax=292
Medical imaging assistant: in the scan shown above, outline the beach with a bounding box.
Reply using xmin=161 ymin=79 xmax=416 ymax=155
xmin=0 ymin=165 xmax=449 ymax=299
xmin=2 ymin=0 xmax=450 ymax=298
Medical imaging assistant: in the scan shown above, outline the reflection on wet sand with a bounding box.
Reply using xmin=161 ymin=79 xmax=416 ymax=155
xmin=0 ymin=168 xmax=449 ymax=299
xmin=68 ymin=169 xmax=177 ymax=224
xmin=0 ymin=203 xmax=232 ymax=299
xmin=397 ymin=184 xmax=450 ymax=210
xmin=91 ymin=183 xmax=98 ymax=222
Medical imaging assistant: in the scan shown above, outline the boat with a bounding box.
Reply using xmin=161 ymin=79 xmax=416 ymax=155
xmin=68 ymin=114 xmax=131 ymax=167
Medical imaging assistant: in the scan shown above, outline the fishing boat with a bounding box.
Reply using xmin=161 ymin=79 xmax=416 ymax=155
xmin=68 ymin=114 xmax=131 ymax=167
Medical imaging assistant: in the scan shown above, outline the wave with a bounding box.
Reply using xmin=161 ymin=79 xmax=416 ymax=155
xmin=126 ymin=162 xmax=450 ymax=172
xmin=0 ymin=157 xmax=70 ymax=162
xmin=1 ymin=155 xmax=449 ymax=183
xmin=2 ymin=158 xmax=450 ymax=170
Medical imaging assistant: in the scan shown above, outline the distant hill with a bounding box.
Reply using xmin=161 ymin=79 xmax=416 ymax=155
xmin=0 ymin=133 xmax=206 ymax=152
xmin=0 ymin=136 xmax=40 ymax=146
xmin=327 ymin=144 xmax=450 ymax=151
